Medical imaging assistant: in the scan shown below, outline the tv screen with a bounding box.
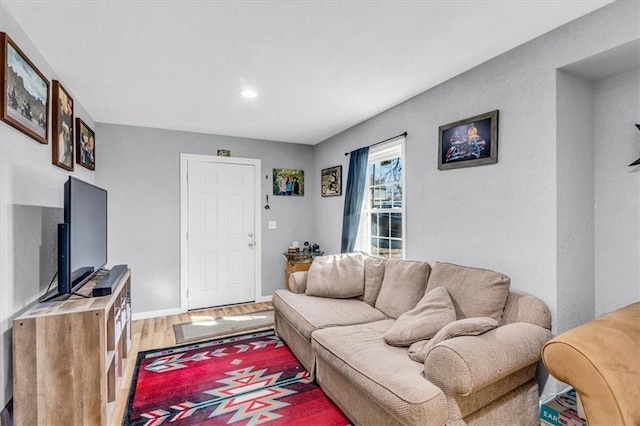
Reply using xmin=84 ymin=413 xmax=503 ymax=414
xmin=65 ymin=177 xmax=107 ymax=290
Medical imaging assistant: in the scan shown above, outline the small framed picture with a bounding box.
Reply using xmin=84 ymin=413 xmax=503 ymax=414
xmin=273 ymin=168 xmax=304 ymax=196
xmin=321 ymin=165 xmax=342 ymax=197
xmin=438 ymin=110 xmax=498 ymax=170
xmin=76 ymin=118 xmax=95 ymax=170
xmin=52 ymin=80 xmax=74 ymax=171
xmin=0 ymin=32 xmax=49 ymax=144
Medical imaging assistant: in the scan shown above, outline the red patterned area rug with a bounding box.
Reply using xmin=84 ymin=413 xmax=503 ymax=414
xmin=124 ymin=330 xmax=350 ymax=425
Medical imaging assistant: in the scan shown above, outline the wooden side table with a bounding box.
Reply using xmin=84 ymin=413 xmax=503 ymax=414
xmin=283 ymin=252 xmax=324 ymax=289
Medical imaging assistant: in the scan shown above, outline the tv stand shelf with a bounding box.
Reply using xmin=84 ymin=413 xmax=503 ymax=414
xmin=13 ymin=269 xmax=132 ymax=425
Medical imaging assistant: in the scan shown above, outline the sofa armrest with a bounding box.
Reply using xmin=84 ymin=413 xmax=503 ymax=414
xmin=542 ymin=302 xmax=640 ymax=426
xmin=424 ymin=322 xmax=552 ymax=396
xmin=288 ymin=271 xmax=308 ymax=293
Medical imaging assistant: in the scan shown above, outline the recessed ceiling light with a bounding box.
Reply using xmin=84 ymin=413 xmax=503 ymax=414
xmin=240 ymin=89 xmax=258 ymax=98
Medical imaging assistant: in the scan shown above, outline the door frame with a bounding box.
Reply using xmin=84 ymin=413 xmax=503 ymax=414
xmin=180 ymin=153 xmax=263 ymax=312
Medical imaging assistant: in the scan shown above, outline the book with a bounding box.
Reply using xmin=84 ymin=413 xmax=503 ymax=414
xmin=540 ymin=388 xmax=587 ymax=426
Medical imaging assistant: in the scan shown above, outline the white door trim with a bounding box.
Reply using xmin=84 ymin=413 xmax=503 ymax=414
xmin=180 ymin=153 xmax=262 ymax=312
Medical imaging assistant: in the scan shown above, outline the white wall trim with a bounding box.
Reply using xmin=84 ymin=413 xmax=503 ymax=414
xmin=255 ymin=295 xmax=272 ymax=303
xmin=179 ymin=153 xmax=263 ymax=312
xmin=132 ymin=307 xmax=184 ymax=321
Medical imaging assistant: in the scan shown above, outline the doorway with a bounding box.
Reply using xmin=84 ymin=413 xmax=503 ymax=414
xmin=180 ymin=154 xmax=262 ymax=310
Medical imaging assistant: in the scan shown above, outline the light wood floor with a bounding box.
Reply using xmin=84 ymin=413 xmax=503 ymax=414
xmin=111 ymin=301 xmax=273 ymax=425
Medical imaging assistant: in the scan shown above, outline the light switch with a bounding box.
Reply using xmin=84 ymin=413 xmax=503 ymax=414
xmin=268 ymin=221 xmax=277 ymax=229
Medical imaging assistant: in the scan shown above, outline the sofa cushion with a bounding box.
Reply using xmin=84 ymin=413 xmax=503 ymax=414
xmin=384 ymin=286 xmax=456 ymax=346
xmin=272 ymin=289 xmax=387 ymax=340
xmin=359 ymin=255 xmax=388 ymax=306
xmin=312 ymin=320 xmax=448 ymax=425
xmin=408 ymin=317 xmax=498 ymax=363
xmin=426 ymin=262 xmax=510 ymax=323
xmin=375 ymin=259 xmax=431 ymax=319
xmin=306 ymin=253 xmax=365 ymax=298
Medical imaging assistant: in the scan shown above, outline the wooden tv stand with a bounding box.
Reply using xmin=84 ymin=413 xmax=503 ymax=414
xmin=13 ymin=269 xmax=132 ymax=425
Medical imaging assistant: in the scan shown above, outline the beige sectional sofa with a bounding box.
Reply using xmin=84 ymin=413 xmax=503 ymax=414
xmin=272 ymin=253 xmax=552 ymax=426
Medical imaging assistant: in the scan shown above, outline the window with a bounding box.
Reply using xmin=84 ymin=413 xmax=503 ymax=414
xmin=357 ymin=138 xmax=405 ymax=258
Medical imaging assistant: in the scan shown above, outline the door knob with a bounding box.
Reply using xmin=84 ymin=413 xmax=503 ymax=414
xmin=248 ymin=233 xmax=254 ymax=238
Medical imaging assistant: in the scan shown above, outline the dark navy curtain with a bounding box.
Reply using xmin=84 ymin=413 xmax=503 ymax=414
xmin=341 ymin=147 xmax=369 ymax=253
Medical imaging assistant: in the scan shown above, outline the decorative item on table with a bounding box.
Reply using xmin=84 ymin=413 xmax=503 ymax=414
xmin=438 ymin=110 xmax=499 ymax=170
xmin=321 ymin=165 xmax=342 ymax=197
xmin=287 ymin=247 xmax=299 ymax=254
xmin=217 ymin=149 xmax=231 ymax=157
xmin=0 ymin=32 xmax=49 ymax=145
xmin=629 ymin=123 xmax=640 ymax=166
xmin=52 ymin=80 xmax=74 ymax=171
xmin=312 ymin=244 xmax=320 ymax=253
xmin=273 ymin=168 xmax=304 ymax=196
xmin=303 ymin=241 xmax=311 ymax=254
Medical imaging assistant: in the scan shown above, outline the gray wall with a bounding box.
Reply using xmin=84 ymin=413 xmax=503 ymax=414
xmin=556 ymin=70 xmax=595 ymax=333
xmin=594 ymin=68 xmax=640 ymax=315
xmin=313 ymin=1 xmax=639 ymax=343
xmin=96 ymin=123 xmax=316 ymax=315
xmin=0 ymin=3 xmax=96 ymax=408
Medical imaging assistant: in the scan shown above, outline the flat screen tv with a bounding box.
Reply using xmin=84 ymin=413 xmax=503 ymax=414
xmin=57 ymin=176 xmax=108 ymax=297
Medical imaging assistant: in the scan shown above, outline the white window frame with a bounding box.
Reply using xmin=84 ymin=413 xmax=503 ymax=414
xmin=356 ymin=137 xmax=406 ymax=258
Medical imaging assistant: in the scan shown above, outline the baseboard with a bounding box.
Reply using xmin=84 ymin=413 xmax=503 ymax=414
xmin=133 ymin=297 xmax=272 ymax=321
xmin=132 ymin=307 xmax=184 ymax=321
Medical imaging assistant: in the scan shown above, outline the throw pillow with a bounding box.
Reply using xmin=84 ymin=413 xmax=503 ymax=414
xmin=426 ymin=262 xmax=510 ymax=323
xmin=305 ymin=253 xmax=365 ymax=298
xmin=360 ymin=254 xmax=388 ymax=306
xmin=407 ymin=317 xmax=498 ymax=363
xmin=375 ymin=259 xmax=431 ymax=319
xmin=384 ymin=286 xmax=456 ymax=346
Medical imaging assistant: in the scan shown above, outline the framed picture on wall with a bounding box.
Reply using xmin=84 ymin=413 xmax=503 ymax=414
xmin=52 ymin=80 xmax=74 ymax=171
xmin=273 ymin=168 xmax=304 ymax=196
xmin=438 ymin=110 xmax=499 ymax=170
xmin=321 ymin=165 xmax=342 ymax=197
xmin=0 ymin=32 xmax=49 ymax=144
xmin=76 ymin=118 xmax=95 ymax=170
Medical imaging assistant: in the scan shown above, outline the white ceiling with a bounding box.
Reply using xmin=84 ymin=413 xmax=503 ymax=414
xmin=3 ymin=1 xmax=612 ymax=145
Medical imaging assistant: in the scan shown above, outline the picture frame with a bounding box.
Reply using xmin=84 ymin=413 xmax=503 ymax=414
xmin=438 ymin=110 xmax=499 ymax=170
xmin=75 ymin=118 xmax=95 ymax=170
xmin=273 ymin=168 xmax=304 ymax=196
xmin=321 ymin=165 xmax=342 ymax=197
xmin=52 ymin=80 xmax=74 ymax=171
xmin=0 ymin=32 xmax=49 ymax=144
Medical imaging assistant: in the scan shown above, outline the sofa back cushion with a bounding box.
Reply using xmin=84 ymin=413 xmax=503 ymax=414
xmin=359 ymin=255 xmax=388 ymax=306
xmin=306 ymin=252 xmax=365 ymax=298
xmin=426 ymin=262 xmax=510 ymax=323
xmin=502 ymin=291 xmax=551 ymax=329
xmin=384 ymin=286 xmax=456 ymax=346
xmin=375 ymin=259 xmax=431 ymax=319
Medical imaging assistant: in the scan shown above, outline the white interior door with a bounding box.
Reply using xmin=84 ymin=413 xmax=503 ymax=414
xmin=186 ymin=159 xmax=256 ymax=310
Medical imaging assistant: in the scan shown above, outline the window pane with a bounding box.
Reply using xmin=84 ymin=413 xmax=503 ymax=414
xmin=390 ymin=250 xmax=403 ymax=259
xmin=370 ymin=188 xmax=386 ymax=208
xmin=370 ymin=238 xmax=379 ymax=256
xmin=392 ymin=184 xmax=402 ymax=204
xmin=371 ymin=163 xmax=385 ymax=185
xmin=370 ymin=213 xmax=378 ymax=236
xmin=390 ymin=213 xmax=402 ymax=238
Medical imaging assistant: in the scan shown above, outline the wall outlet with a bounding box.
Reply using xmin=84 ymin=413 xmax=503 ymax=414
xmin=268 ymin=221 xmax=277 ymax=229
